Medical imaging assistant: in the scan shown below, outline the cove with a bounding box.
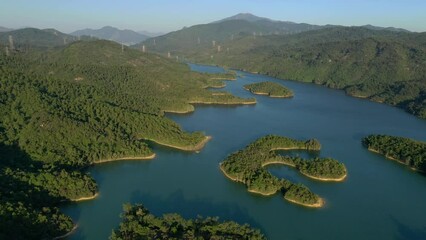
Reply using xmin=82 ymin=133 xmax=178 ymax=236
xmin=62 ymin=63 xmax=426 ymax=240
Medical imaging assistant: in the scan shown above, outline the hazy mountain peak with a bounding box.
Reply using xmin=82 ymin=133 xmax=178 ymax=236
xmin=101 ymin=26 xmax=117 ymax=30
xmin=70 ymin=26 xmax=149 ymax=45
xmin=214 ymin=13 xmax=273 ymax=23
xmin=0 ymin=26 xmax=13 ymax=32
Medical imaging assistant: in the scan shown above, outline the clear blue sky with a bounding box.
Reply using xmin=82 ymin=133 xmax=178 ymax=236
xmin=1 ymin=0 xmax=425 ymax=33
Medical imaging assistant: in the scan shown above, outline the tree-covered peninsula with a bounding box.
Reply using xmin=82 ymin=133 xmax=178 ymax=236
xmin=0 ymin=35 xmax=255 ymax=239
xmin=220 ymin=135 xmax=347 ymax=208
xmin=244 ymin=81 xmax=294 ymax=98
xmin=150 ymin=26 xmax=426 ymax=119
xmin=111 ymin=203 xmax=266 ymax=240
xmin=363 ymin=135 xmax=426 ymax=172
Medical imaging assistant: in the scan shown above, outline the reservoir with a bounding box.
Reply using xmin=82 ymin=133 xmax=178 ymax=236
xmin=63 ymin=64 xmax=426 ymax=240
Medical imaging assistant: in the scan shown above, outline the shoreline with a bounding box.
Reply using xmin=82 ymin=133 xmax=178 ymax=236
xmin=219 ymin=164 xmax=241 ymax=182
xmin=52 ymin=224 xmax=78 ymax=240
xmin=300 ymin=171 xmax=347 ymax=182
xmin=243 ymin=86 xmax=293 ymax=98
xmin=216 ymin=65 xmax=421 ymax=120
xmin=262 ymin=160 xmax=347 ymax=181
xmin=349 ymin=93 xmax=369 ymax=99
xmin=70 ymin=192 xmax=99 ymax=202
xmin=205 ymin=84 xmax=226 ymax=89
xmin=163 ymin=108 xmax=194 ymax=114
xmin=269 ymin=94 xmax=293 ymax=98
xmin=220 ymin=164 xmax=278 ymax=196
xmin=250 ymin=90 xmax=292 ymax=98
xmin=209 ymin=77 xmax=237 ymax=81
xmin=270 ymin=146 xmax=312 ymax=151
xmin=188 ymin=100 xmax=256 ymax=105
xmin=220 ymin=164 xmax=327 ymax=207
xmin=367 ymin=147 xmax=423 ymax=173
xmin=368 ymin=147 xmax=405 ymax=164
xmin=284 ymin=196 xmax=325 ymax=208
xmin=163 ymin=97 xmax=256 ymax=114
xmin=247 ymin=188 xmax=278 ymax=196
xmin=93 ymin=154 xmax=156 ymax=164
xmin=261 ymin=160 xmax=296 ymax=168
xmin=147 ymin=136 xmax=212 ymax=151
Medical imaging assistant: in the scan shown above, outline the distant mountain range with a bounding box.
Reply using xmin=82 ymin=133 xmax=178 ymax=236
xmin=360 ymin=24 xmax=410 ymax=33
xmin=212 ymin=13 xmax=274 ymax=23
xmin=0 ymin=26 xmax=13 ymax=32
xmin=133 ymin=13 xmax=425 ymax=119
xmin=0 ymin=28 xmax=81 ymax=49
xmin=138 ymin=30 xmax=165 ymax=37
xmin=70 ymin=26 xmax=150 ymax=45
xmin=136 ymin=13 xmax=410 ymax=54
xmin=136 ymin=13 xmax=327 ymax=51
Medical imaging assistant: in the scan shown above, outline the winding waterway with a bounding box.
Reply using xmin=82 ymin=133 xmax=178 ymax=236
xmin=63 ymin=64 xmax=426 ymax=240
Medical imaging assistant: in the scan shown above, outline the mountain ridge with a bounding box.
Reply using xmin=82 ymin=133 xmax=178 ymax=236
xmin=136 ymin=13 xmax=410 ymax=55
xmin=70 ymin=26 xmax=149 ymax=45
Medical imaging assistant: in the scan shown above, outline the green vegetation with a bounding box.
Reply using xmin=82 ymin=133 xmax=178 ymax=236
xmin=70 ymin=26 xmax=149 ymax=46
xmin=244 ymin=81 xmax=294 ymax=98
xmin=0 ymin=28 xmax=91 ymax=50
xmin=363 ymin=135 xmax=426 ymax=172
xmin=151 ymin=26 xmax=426 ymax=119
xmin=220 ymin=135 xmax=347 ymax=207
xmin=0 ymin=37 xmax=254 ymax=238
xmin=135 ymin=15 xmax=325 ymax=57
xmin=111 ymin=203 xmax=266 ymax=240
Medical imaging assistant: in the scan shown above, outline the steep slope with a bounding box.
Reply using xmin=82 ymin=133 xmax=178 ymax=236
xmin=213 ymin=13 xmax=274 ymax=23
xmin=0 ymin=26 xmax=12 ymax=32
xmin=185 ymin=27 xmax=426 ymax=118
xmin=361 ymin=24 xmax=410 ymax=33
xmin=71 ymin=26 xmax=149 ymax=45
xmin=0 ymin=39 xmax=250 ymax=239
xmin=138 ymin=30 xmax=165 ymax=37
xmin=136 ymin=13 xmax=410 ymax=57
xmin=135 ymin=14 xmax=326 ymax=55
xmin=0 ymin=28 xmax=79 ymax=49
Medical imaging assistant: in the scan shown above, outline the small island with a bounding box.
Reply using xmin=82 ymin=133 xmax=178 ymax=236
xmin=244 ymin=81 xmax=294 ymax=98
xmin=111 ymin=203 xmax=266 ymax=240
xmin=220 ymin=135 xmax=347 ymax=208
xmin=363 ymin=135 xmax=426 ymax=172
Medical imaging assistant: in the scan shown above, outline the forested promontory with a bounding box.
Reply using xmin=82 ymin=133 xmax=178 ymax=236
xmin=244 ymin=81 xmax=294 ymax=98
xmin=0 ymin=37 xmax=254 ymax=239
xmin=110 ymin=203 xmax=266 ymax=240
xmin=145 ymin=24 xmax=426 ymax=119
xmin=220 ymin=135 xmax=347 ymax=208
xmin=363 ymin=135 xmax=426 ymax=172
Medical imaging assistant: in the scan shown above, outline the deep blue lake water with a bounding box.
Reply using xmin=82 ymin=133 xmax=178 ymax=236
xmin=63 ymin=64 xmax=426 ymax=240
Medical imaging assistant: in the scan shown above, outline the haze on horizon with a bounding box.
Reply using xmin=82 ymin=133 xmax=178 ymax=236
xmin=1 ymin=0 xmax=426 ymax=33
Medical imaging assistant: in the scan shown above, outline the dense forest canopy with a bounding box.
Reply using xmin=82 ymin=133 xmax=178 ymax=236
xmin=220 ymin=135 xmax=346 ymax=207
xmin=142 ymin=25 xmax=426 ymax=119
xmin=0 ymin=36 xmax=252 ymax=239
xmin=363 ymin=135 xmax=426 ymax=172
xmin=243 ymin=81 xmax=294 ymax=98
xmin=111 ymin=203 xmax=266 ymax=240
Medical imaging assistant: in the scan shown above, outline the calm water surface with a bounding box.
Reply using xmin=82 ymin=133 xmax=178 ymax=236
xmin=63 ymin=64 xmax=426 ymax=240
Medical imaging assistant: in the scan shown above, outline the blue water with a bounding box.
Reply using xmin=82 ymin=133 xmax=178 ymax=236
xmin=62 ymin=63 xmax=426 ymax=240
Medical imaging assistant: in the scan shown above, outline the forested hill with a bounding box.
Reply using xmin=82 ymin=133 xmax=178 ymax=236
xmin=0 ymin=39 xmax=249 ymax=239
xmin=70 ymin=26 xmax=150 ymax=46
xmin=181 ymin=27 xmax=426 ymax=119
xmin=0 ymin=28 xmax=87 ymax=49
xmin=134 ymin=13 xmax=327 ymax=55
xmin=111 ymin=203 xmax=266 ymax=240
